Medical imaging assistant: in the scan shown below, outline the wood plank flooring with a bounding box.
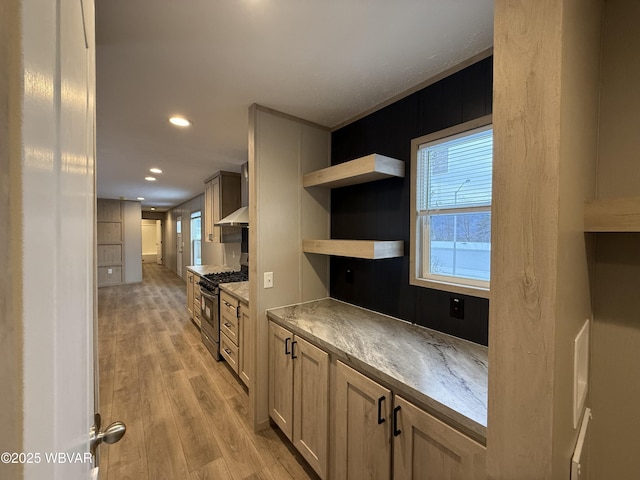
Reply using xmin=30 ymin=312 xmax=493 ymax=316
xmin=98 ymin=263 xmax=317 ymax=480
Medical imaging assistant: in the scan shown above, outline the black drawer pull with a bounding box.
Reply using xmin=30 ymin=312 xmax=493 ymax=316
xmin=377 ymin=396 xmax=386 ymax=425
xmin=291 ymin=340 xmax=298 ymax=359
xmin=224 ymin=322 xmax=232 ymax=328
xmin=393 ymin=405 xmax=402 ymax=436
xmin=224 ymin=348 xmax=232 ymax=355
xmin=285 ymin=337 xmax=291 ymax=355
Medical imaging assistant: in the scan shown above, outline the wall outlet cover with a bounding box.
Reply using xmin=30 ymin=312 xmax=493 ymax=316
xmin=450 ymin=297 xmax=464 ymax=319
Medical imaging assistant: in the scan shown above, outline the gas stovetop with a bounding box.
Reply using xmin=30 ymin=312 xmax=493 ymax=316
xmin=199 ymin=269 xmax=249 ymax=293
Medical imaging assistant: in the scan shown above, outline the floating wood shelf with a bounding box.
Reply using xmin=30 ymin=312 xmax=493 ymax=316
xmin=303 ymin=239 xmax=404 ymax=259
xmin=303 ymin=154 xmax=405 ymax=189
xmin=584 ymin=196 xmax=640 ymax=232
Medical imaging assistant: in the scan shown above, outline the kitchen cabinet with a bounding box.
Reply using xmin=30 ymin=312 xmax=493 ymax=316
xmin=239 ymin=300 xmax=251 ymax=386
xmin=335 ymin=361 xmax=486 ymax=480
xmin=203 ymin=171 xmax=241 ymax=243
xmin=302 ymin=154 xmax=404 ymax=259
xmin=220 ymin=290 xmax=241 ymax=375
xmin=268 ymin=321 xmax=329 ymax=479
xmin=334 ymin=361 xmax=391 ymax=480
xmin=186 ymin=271 xmax=202 ymax=327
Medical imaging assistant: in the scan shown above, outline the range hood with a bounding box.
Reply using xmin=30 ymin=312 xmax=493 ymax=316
xmin=215 ymin=206 xmax=249 ymax=227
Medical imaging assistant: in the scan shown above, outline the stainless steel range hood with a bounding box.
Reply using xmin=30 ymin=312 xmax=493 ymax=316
xmin=215 ymin=206 xmax=248 ymax=227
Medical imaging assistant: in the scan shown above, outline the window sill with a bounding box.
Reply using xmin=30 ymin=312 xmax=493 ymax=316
xmin=410 ymin=276 xmax=490 ymax=299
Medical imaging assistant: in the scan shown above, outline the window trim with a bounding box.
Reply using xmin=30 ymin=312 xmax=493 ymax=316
xmin=409 ymin=114 xmax=492 ymax=299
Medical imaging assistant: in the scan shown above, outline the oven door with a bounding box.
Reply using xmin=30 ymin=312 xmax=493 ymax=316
xmin=199 ymin=287 xmax=220 ymax=361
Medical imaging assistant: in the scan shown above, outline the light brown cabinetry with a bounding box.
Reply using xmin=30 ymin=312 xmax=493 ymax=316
xmin=203 ymin=171 xmax=241 ymax=243
xmin=220 ymin=290 xmax=240 ymax=375
xmin=268 ymin=321 xmax=329 ymax=479
xmin=186 ymin=270 xmax=201 ymax=327
xmin=239 ymin=300 xmax=251 ymax=386
xmin=335 ymin=361 xmax=486 ymax=480
xmin=219 ymin=289 xmax=250 ymax=387
xmin=335 ymin=361 xmax=391 ymax=480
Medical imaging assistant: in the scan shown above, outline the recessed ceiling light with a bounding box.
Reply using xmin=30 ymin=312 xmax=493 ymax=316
xmin=137 ymin=197 xmax=144 ymax=201
xmin=150 ymin=207 xmax=156 ymax=211
xmin=149 ymin=167 xmax=163 ymax=174
xmin=145 ymin=176 xmax=156 ymax=181
xmin=169 ymin=116 xmax=191 ymax=127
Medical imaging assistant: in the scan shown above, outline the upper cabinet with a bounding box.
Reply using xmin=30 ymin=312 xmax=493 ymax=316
xmin=584 ymin=196 xmax=640 ymax=232
xmin=203 ymin=171 xmax=241 ymax=243
xmin=303 ymin=154 xmax=405 ymax=259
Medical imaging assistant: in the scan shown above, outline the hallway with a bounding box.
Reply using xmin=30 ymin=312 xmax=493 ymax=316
xmin=98 ymin=263 xmax=316 ymax=480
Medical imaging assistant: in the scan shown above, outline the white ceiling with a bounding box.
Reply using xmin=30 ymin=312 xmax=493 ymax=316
xmin=95 ymin=0 xmax=494 ymax=211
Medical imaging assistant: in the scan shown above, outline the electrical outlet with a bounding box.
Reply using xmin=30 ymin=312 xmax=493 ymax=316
xmin=264 ymin=271 xmax=273 ymax=289
xmin=107 ymin=268 xmax=113 ymax=275
xmin=450 ymin=297 xmax=464 ymax=319
xmin=346 ymin=268 xmax=353 ymax=284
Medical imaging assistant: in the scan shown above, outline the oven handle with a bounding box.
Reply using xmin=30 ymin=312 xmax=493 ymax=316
xmin=199 ymin=287 xmax=218 ymax=302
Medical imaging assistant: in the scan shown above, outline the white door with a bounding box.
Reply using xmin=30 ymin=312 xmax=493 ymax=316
xmin=156 ymin=220 xmax=163 ymax=264
xmin=18 ymin=1 xmax=122 ymax=479
xmin=177 ymin=215 xmax=183 ymax=276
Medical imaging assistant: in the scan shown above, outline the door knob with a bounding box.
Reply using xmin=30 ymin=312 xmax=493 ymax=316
xmin=90 ymin=413 xmax=126 ymax=457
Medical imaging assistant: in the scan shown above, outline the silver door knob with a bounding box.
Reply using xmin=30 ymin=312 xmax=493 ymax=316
xmin=90 ymin=413 xmax=126 ymax=457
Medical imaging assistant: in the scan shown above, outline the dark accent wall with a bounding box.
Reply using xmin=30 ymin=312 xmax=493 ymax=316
xmin=330 ymin=56 xmax=492 ymax=346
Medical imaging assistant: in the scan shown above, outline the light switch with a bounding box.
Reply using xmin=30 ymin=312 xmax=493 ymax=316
xmin=107 ymin=268 xmax=113 ymax=275
xmin=264 ymin=271 xmax=274 ymax=289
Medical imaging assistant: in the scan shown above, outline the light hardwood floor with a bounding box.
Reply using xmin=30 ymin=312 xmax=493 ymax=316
xmin=98 ymin=263 xmax=317 ymax=480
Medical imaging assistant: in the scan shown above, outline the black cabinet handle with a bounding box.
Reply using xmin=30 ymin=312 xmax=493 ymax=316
xmin=291 ymin=340 xmax=298 ymax=359
xmin=393 ymin=405 xmax=402 ymax=436
xmin=377 ymin=396 xmax=386 ymax=425
xmin=285 ymin=337 xmax=291 ymax=355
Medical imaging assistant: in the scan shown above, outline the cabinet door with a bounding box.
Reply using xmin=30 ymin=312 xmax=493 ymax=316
xmin=268 ymin=321 xmax=294 ymax=440
xmin=293 ymin=336 xmax=329 ymax=479
xmin=204 ymin=180 xmax=213 ymax=242
xmin=239 ymin=301 xmax=251 ymax=387
xmin=335 ymin=361 xmax=391 ymax=480
xmin=393 ymin=396 xmax=486 ymax=480
xmin=187 ymin=271 xmax=194 ymax=317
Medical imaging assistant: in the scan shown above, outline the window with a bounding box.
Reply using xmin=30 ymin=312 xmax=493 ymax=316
xmin=410 ymin=115 xmax=492 ymax=297
xmin=191 ymin=211 xmax=202 ymax=266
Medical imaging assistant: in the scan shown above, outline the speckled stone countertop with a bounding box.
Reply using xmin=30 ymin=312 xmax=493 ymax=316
xmin=186 ymin=264 xmax=234 ymax=276
xmin=219 ymin=281 xmax=249 ymax=304
xmin=266 ymin=298 xmax=488 ymax=441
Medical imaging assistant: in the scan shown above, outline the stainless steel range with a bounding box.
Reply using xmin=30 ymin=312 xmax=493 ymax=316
xmin=198 ymin=266 xmax=248 ymax=360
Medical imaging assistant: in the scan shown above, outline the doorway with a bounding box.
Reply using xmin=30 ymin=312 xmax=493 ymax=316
xmin=141 ymin=219 xmax=162 ymax=264
xmin=191 ymin=211 xmax=202 ymax=266
xmin=176 ymin=216 xmax=183 ymax=277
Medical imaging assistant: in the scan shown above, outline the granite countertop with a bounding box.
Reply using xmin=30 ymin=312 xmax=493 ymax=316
xmin=266 ymin=298 xmax=488 ymax=441
xmin=219 ymin=281 xmax=249 ymax=304
xmin=186 ymin=264 xmax=234 ymax=276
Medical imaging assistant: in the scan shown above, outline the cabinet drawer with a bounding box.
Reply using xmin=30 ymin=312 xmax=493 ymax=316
xmin=220 ymin=292 xmax=239 ymax=344
xmin=221 ymin=310 xmax=238 ymax=345
xmin=220 ymin=332 xmax=239 ymax=374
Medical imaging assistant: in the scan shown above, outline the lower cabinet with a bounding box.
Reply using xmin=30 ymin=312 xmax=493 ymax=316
xmin=268 ymin=321 xmax=329 ymax=479
xmin=239 ymin=300 xmax=251 ymax=386
xmin=335 ymin=361 xmax=486 ymax=480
